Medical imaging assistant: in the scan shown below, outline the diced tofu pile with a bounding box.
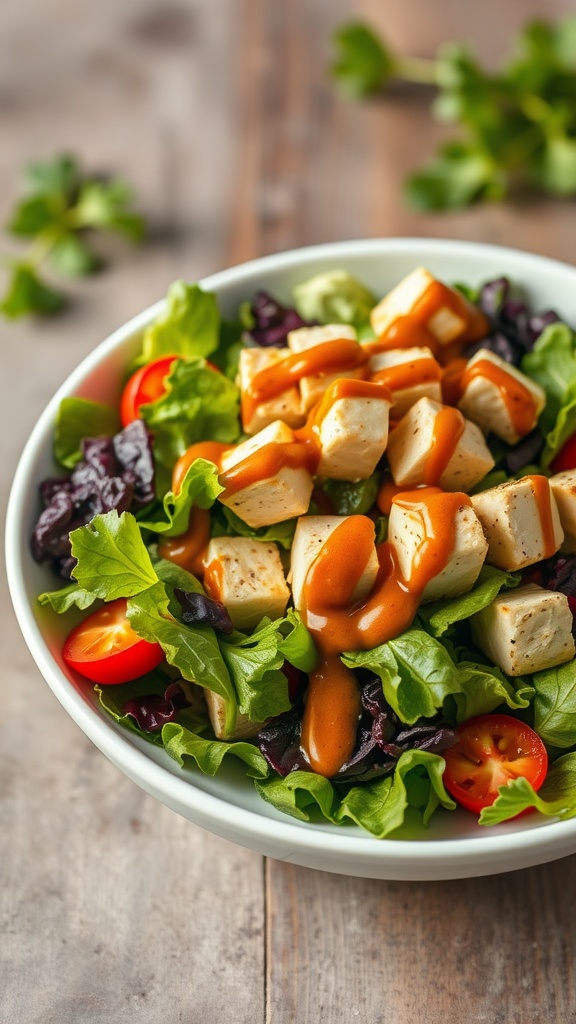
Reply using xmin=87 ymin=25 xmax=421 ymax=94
xmin=197 ymin=266 xmax=576 ymax=739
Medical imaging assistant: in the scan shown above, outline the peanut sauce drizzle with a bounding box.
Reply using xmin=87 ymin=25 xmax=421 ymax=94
xmin=368 ymin=281 xmax=489 ymax=363
xmin=526 ymin=474 xmax=558 ymax=560
xmin=370 ymin=355 xmax=441 ymax=393
xmin=423 ymin=406 xmax=466 ymax=485
xmin=460 ymin=358 xmax=537 ymax=438
xmin=301 ymin=492 xmax=470 ymax=777
xmin=242 ymin=338 xmax=370 ymax=425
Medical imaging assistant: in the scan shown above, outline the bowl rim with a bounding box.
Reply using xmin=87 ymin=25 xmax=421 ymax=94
xmin=7 ymin=235 xmax=576 ymax=872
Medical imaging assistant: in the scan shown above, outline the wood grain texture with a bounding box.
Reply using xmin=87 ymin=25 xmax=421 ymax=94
xmin=2 ymin=0 xmax=576 ymax=1022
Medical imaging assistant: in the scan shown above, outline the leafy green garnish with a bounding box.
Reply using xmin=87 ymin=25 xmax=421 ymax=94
xmin=162 ymin=722 xmax=269 ymax=778
xmin=53 ymin=397 xmax=119 ymax=469
xmin=330 ymin=18 xmax=576 ymax=209
xmin=213 ymin=506 xmax=297 ymax=551
xmin=322 ymin=473 xmax=381 ymax=516
xmin=38 ymin=580 xmax=98 ymax=614
xmin=1 ymin=153 xmax=144 ymax=318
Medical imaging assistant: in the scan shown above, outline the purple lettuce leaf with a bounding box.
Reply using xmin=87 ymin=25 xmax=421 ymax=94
xmin=124 ymin=681 xmax=191 ymax=733
xmin=244 ymin=290 xmax=314 ymax=348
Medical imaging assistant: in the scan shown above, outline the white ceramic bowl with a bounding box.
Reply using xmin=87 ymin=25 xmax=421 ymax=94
xmin=7 ymin=238 xmax=576 ymax=880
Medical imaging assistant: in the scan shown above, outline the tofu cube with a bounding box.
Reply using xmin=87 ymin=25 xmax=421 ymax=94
xmin=239 ymin=346 xmax=304 ymax=435
xmin=219 ymin=420 xmax=314 ymax=529
xmin=458 ymin=348 xmax=546 ymax=445
xmin=386 ymin=397 xmax=494 ymax=492
xmin=203 ymin=692 xmax=264 ymax=742
xmin=370 ymin=267 xmax=470 ymax=346
xmin=368 ymin=346 xmax=442 ymax=418
xmin=388 ymin=497 xmax=488 ymax=602
xmin=549 ymin=470 xmax=576 ymax=552
xmin=287 ymin=323 xmax=363 ymax=412
xmin=315 ymin=386 xmax=391 ymax=480
xmin=471 ymin=476 xmax=564 ymax=571
xmin=470 ymin=584 xmax=575 ymax=676
xmin=289 ymin=515 xmax=378 ymax=612
xmin=204 ymin=537 xmax=290 ymax=630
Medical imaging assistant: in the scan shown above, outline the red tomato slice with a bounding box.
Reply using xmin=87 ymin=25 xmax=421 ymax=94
xmin=550 ymin=433 xmax=576 ymax=474
xmin=120 ymin=356 xmax=179 ymax=427
xmin=442 ymin=714 xmax=548 ymax=815
xmin=63 ymin=598 xmax=164 ymax=685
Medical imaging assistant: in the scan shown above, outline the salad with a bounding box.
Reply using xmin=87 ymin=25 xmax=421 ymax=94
xmin=31 ymin=264 xmax=576 ymax=839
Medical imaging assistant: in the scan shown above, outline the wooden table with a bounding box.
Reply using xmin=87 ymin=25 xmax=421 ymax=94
xmin=2 ymin=1 xmax=576 ymax=1020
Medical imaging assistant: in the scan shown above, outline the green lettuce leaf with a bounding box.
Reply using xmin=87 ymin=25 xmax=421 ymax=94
xmin=521 ymin=322 xmax=576 ymax=432
xmin=220 ymin=611 xmax=316 ymax=723
xmin=479 ymin=752 xmax=576 ymax=825
xmin=141 ymin=357 xmax=240 ymax=470
xmin=38 ymin=581 xmax=97 ymax=613
xmin=162 ymin=722 xmax=269 ymax=778
xmin=418 ymin=565 xmax=520 ymax=637
xmin=70 ymin=510 xmax=158 ymax=599
xmin=255 ymin=771 xmax=337 ymax=823
xmin=94 ymin=671 xmax=206 ymax=747
xmin=54 ymin=397 xmax=119 ymax=469
xmin=322 ymin=473 xmax=380 ymax=516
xmin=448 ymin=661 xmax=534 ymax=723
xmin=127 ymin=580 xmax=237 ymax=736
xmin=140 ymin=281 xmax=220 ymax=363
xmin=342 ymin=629 xmax=461 ymax=724
xmin=139 ymin=458 xmax=224 ymax=537
xmin=335 ymin=751 xmax=455 ymax=837
xmin=541 ymin=385 xmax=576 ymax=466
xmin=532 ymin=660 xmax=576 ymax=747
xmin=293 ymin=270 xmax=376 ymax=328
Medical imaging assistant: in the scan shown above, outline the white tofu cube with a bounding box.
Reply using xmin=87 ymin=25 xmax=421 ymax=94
xmin=219 ymin=421 xmax=314 ymax=529
xmin=549 ymin=470 xmax=576 ymax=552
xmin=239 ymin=346 xmax=304 ymax=435
xmin=388 ymin=497 xmax=488 ymax=602
xmin=470 ymin=584 xmax=575 ymax=676
xmin=368 ymin=346 xmax=442 ymax=418
xmin=458 ymin=348 xmax=546 ymax=445
xmin=370 ymin=267 xmax=473 ymax=346
xmin=204 ymin=537 xmax=290 ymax=630
xmin=386 ymin=397 xmax=494 ymax=492
xmin=203 ymin=691 xmax=264 ymax=742
xmin=287 ymin=323 xmax=363 ymax=412
xmin=471 ymin=476 xmax=564 ymax=571
xmin=315 ymin=385 xmax=390 ymax=480
xmin=289 ymin=515 xmax=378 ymax=612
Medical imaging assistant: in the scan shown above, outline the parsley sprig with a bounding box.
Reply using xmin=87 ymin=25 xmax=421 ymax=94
xmin=1 ymin=154 xmax=145 ymax=318
xmin=330 ymin=19 xmax=576 ymax=209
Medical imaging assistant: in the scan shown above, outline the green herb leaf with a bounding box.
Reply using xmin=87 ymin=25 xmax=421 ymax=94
xmin=0 ymin=263 xmax=66 ymax=318
xmin=330 ymin=22 xmax=397 ymax=98
xmin=49 ymin=233 xmax=101 ymax=276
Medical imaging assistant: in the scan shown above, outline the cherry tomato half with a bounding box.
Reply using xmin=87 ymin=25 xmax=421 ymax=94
xmin=550 ymin=433 xmax=576 ymax=474
xmin=120 ymin=356 xmax=179 ymax=427
xmin=442 ymin=714 xmax=548 ymax=815
xmin=63 ymin=598 xmax=164 ymax=685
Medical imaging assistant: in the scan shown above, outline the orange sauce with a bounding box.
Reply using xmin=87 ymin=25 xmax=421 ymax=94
xmin=460 ymin=358 xmax=537 ymax=438
xmin=242 ymin=338 xmax=369 ymax=425
xmin=368 ymin=281 xmax=489 ymax=363
xmin=300 ymin=494 xmax=469 ymax=776
xmin=218 ymin=441 xmax=316 ymax=499
xmin=371 ymin=355 xmax=441 ymax=393
xmin=203 ymin=557 xmax=225 ymax=600
xmin=376 ymin=480 xmax=442 ymax=516
xmin=527 ymin=474 xmax=558 ymax=560
xmin=441 ymin=358 xmax=467 ymax=406
xmin=157 ymin=506 xmax=211 ymax=578
xmin=423 ymin=406 xmax=466 ymax=485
